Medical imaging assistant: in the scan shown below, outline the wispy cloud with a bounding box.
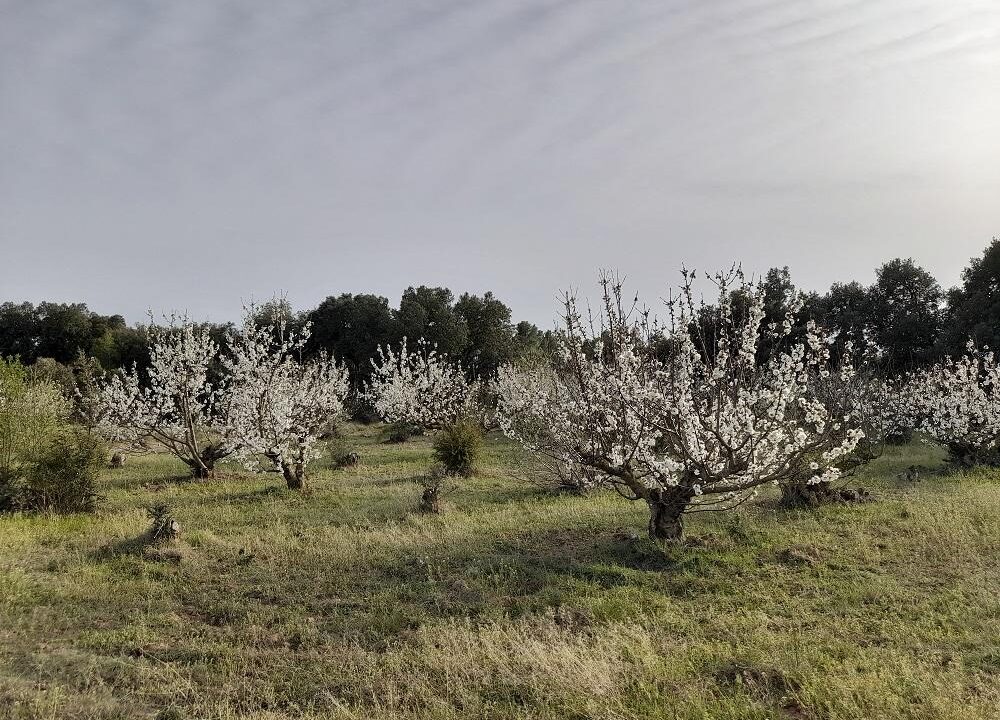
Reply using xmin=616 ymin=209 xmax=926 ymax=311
xmin=1 ymin=0 xmax=998 ymax=323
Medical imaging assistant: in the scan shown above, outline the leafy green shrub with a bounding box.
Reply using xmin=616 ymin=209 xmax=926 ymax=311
xmin=432 ymin=419 xmax=483 ymax=477
xmin=21 ymin=427 xmax=105 ymax=513
xmin=1 ymin=357 xmax=72 ymax=510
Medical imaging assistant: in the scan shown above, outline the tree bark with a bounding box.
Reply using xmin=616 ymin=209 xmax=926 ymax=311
xmin=281 ymin=462 xmax=306 ymax=490
xmin=780 ymin=480 xmax=834 ymax=508
xmin=645 ymin=486 xmax=693 ymax=545
xmin=420 ymin=485 xmax=441 ymax=513
xmin=185 ymin=457 xmax=214 ymax=479
xmin=780 ymin=480 xmax=871 ymax=507
xmin=187 ymin=443 xmax=230 ymax=480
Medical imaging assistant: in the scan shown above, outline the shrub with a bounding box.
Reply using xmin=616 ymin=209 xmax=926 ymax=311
xmin=21 ymin=427 xmax=105 ymax=513
xmin=432 ymin=419 xmax=483 ymax=477
xmin=1 ymin=358 xmax=72 ymax=510
xmin=386 ymin=421 xmax=422 ymax=444
xmin=327 ymin=438 xmax=360 ymax=469
xmin=147 ymin=503 xmax=180 ymax=543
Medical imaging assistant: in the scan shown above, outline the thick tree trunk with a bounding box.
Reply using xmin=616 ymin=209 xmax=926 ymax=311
xmin=645 ymin=487 xmax=693 ymax=545
xmin=780 ymin=480 xmax=871 ymax=507
xmin=281 ymin=462 xmax=306 ymax=490
xmin=186 ymin=457 xmax=214 ymax=479
xmin=188 ymin=443 xmax=229 ymax=480
xmin=780 ymin=480 xmax=834 ymax=508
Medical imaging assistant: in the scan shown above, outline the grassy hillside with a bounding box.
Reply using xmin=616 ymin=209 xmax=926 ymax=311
xmin=1 ymin=426 xmax=998 ymax=719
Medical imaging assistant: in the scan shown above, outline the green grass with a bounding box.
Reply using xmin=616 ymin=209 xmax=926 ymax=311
xmin=1 ymin=426 xmax=998 ymax=719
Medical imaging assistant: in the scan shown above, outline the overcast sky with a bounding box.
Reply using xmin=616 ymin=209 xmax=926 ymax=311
xmin=1 ymin=0 xmax=998 ymax=326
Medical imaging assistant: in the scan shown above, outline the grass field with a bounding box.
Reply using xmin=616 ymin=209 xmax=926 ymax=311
xmin=1 ymin=425 xmax=999 ymax=719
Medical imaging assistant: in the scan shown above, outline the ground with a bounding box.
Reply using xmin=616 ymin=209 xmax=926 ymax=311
xmin=1 ymin=426 xmax=998 ymax=720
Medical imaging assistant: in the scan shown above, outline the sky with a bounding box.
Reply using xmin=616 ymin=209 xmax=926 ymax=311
xmin=1 ymin=0 xmax=999 ymax=327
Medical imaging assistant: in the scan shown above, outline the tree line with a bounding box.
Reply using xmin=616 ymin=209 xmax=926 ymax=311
xmin=3 ymin=238 xmax=1000 ymax=381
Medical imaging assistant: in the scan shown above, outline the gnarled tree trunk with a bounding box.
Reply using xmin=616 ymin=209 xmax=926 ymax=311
xmin=780 ymin=480 xmax=871 ymax=507
xmin=645 ymin=486 xmax=694 ymax=545
xmin=281 ymin=461 xmax=306 ymax=490
xmin=780 ymin=480 xmax=836 ymax=507
xmin=186 ymin=443 xmax=230 ymax=480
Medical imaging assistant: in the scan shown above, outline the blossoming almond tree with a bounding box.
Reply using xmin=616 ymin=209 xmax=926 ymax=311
xmin=906 ymin=342 xmax=1000 ymax=467
xmin=496 ymin=363 xmax=599 ymax=493
xmin=759 ymin=321 xmax=911 ymax=506
xmin=365 ymin=338 xmax=474 ymax=431
xmin=96 ymin=316 xmax=234 ymax=479
xmin=223 ymin=309 xmax=350 ymax=490
xmin=497 ymin=271 xmax=863 ymax=545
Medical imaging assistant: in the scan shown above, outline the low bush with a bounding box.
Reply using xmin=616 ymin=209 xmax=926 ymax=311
xmin=433 ymin=419 xmax=483 ymax=477
xmin=418 ymin=466 xmax=446 ymax=513
xmin=327 ymin=438 xmax=360 ymax=469
xmin=386 ymin=422 xmax=422 ymax=444
xmin=147 ymin=503 xmax=180 ymax=543
xmin=21 ymin=427 xmax=105 ymax=513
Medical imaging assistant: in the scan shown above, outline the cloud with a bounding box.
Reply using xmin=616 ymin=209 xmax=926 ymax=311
xmin=1 ymin=0 xmax=998 ymax=324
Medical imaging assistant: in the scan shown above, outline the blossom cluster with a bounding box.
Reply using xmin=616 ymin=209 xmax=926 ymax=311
xmin=96 ymin=309 xmax=350 ymax=483
xmin=905 ymin=342 xmax=1000 ymax=459
xmin=96 ymin=315 xmax=230 ymax=476
xmin=365 ymin=338 xmax=475 ymax=430
xmin=809 ymin=363 xmax=909 ymax=469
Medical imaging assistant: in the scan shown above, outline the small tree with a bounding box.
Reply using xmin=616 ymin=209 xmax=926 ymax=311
xmin=497 ymin=271 xmax=863 ymax=546
xmin=779 ymin=364 xmax=908 ymax=505
xmin=365 ymin=338 xmax=474 ymax=432
xmin=95 ymin=315 xmax=235 ymax=479
xmin=223 ymin=308 xmax=350 ymax=490
xmin=21 ymin=427 xmax=105 ymax=513
xmin=907 ymin=342 xmax=1000 ymax=467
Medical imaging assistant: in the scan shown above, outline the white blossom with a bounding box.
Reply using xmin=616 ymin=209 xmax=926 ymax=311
xmin=95 ymin=314 xmax=234 ymax=478
xmin=222 ymin=307 xmax=350 ymax=489
xmin=364 ymin=338 xmax=474 ymax=430
xmin=496 ymin=270 xmax=864 ymax=543
xmin=906 ymin=342 xmax=1000 ymax=465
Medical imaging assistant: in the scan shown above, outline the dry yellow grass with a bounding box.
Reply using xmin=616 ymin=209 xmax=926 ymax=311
xmin=1 ymin=426 xmax=998 ymax=719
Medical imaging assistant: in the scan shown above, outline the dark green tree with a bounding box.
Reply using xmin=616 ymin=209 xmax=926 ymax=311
xmin=0 ymin=302 xmax=38 ymax=361
xmin=940 ymin=238 xmax=1000 ymax=356
xmin=306 ymin=294 xmax=401 ymax=382
xmin=511 ymin=321 xmax=558 ymax=364
xmin=34 ymin=303 xmax=98 ymax=363
xmin=816 ymin=281 xmax=875 ymax=362
xmin=396 ymin=286 xmax=468 ymax=359
xmin=868 ymin=258 xmax=943 ymax=371
xmin=454 ymin=292 xmax=514 ymax=378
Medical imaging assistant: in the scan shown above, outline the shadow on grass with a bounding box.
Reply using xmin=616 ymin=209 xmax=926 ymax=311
xmin=223 ymin=485 xmax=288 ymax=504
xmin=91 ymin=532 xmax=157 ymax=560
